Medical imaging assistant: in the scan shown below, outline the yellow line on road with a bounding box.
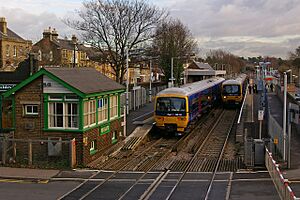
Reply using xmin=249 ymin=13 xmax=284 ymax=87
xmin=0 ymin=178 xmax=49 ymax=184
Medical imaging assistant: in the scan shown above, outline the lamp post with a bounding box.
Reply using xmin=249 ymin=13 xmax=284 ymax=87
xmin=283 ymin=69 xmax=291 ymax=162
xmin=149 ymin=59 xmax=152 ymax=102
xmin=170 ymin=57 xmax=174 ymax=87
xmin=126 ymin=47 xmax=129 ymax=115
xmin=72 ymin=36 xmax=78 ymax=68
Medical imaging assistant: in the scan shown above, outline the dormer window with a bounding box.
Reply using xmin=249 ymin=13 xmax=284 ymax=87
xmin=13 ymin=46 xmax=17 ymax=57
xmin=6 ymin=45 xmax=9 ymax=56
xmin=49 ymin=51 xmax=53 ymax=62
xmin=38 ymin=50 xmax=42 ymax=61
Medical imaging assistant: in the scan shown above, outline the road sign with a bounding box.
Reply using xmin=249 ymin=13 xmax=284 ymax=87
xmin=133 ymin=86 xmax=141 ymax=90
xmin=258 ymin=110 xmax=264 ymax=121
xmin=274 ymin=138 xmax=278 ymax=144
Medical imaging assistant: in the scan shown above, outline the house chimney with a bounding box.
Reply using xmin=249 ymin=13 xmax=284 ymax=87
xmin=43 ymin=27 xmax=52 ymax=40
xmin=71 ymin=35 xmax=77 ymax=44
xmin=0 ymin=17 xmax=7 ymax=35
xmin=51 ymin=28 xmax=58 ymax=40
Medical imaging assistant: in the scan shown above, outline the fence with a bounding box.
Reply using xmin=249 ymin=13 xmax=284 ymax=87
xmin=121 ymin=85 xmax=167 ymax=112
xmin=265 ymin=147 xmax=299 ymax=200
xmin=1 ymin=137 xmax=76 ymax=168
xmin=268 ymin=111 xmax=285 ymax=161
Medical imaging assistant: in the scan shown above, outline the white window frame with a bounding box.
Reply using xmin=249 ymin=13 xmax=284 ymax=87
xmin=65 ymin=103 xmax=79 ymax=128
xmin=49 ymin=102 xmax=64 ymax=128
xmin=49 ymin=51 xmax=53 ymax=62
xmin=6 ymin=45 xmax=9 ymax=56
xmin=90 ymin=140 xmax=95 ymax=151
xmin=24 ymin=105 xmax=38 ymax=115
xmin=110 ymin=95 xmax=118 ymax=119
xmin=98 ymin=97 xmax=108 ymax=123
xmin=112 ymin=131 xmax=116 ymax=140
xmin=38 ymin=50 xmax=42 ymax=61
xmin=65 ymin=95 xmax=79 ymax=101
xmin=62 ymin=50 xmax=67 ymax=58
xmin=48 ymin=95 xmax=63 ymax=101
xmin=13 ymin=46 xmax=17 ymax=57
xmin=84 ymin=99 xmax=96 ymax=128
xmin=48 ymin=102 xmax=79 ymax=129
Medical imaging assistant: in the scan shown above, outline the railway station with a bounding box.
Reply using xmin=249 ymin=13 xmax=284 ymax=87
xmin=2 ymin=1 xmax=300 ymax=200
xmin=47 ymin=68 xmax=299 ymax=200
xmin=0 ymin=62 xmax=299 ymax=199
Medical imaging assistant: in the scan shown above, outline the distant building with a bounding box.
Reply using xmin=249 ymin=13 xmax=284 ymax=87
xmin=0 ymin=17 xmax=32 ymax=70
xmin=0 ymin=53 xmax=39 ymax=132
xmin=184 ymin=61 xmax=226 ymax=83
xmin=32 ymin=27 xmax=117 ymax=80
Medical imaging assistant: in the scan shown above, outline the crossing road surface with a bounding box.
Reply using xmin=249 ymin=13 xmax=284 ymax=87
xmin=0 ymin=170 xmax=280 ymax=200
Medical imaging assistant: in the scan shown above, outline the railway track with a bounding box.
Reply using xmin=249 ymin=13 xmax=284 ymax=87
xmin=58 ymin=109 xmax=241 ymax=200
xmin=152 ymin=109 xmax=243 ymax=172
xmin=155 ymin=109 xmax=238 ymax=200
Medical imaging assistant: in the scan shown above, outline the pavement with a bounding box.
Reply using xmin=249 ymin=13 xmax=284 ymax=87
xmin=126 ymin=102 xmax=154 ymax=136
xmin=0 ymin=167 xmax=59 ymax=182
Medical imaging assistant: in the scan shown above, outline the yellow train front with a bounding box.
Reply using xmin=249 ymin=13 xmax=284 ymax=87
xmin=221 ymin=74 xmax=247 ymax=106
xmin=154 ymin=77 xmax=225 ymax=134
xmin=154 ymin=92 xmax=189 ymax=133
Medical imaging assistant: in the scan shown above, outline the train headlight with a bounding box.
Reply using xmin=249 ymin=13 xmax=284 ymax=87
xmin=223 ymin=96 xmax=227 ymax=99
xmin=177 ymin=117 xmax=186 ymax=121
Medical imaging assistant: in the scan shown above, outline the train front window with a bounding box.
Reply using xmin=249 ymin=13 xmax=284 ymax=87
xmin=223 ymin=85 xmax=240 ymax=95
xmin=156 ymin=97 xmax=186 ymax=113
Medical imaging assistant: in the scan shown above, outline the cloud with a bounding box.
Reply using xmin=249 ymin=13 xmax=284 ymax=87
xmin=2 ymin=0 xmax=300 ymax=58
xmin=0 ymin=7 xmax=78 ymax=42
xmin=159 ymin=0 xmax=300 ymax=58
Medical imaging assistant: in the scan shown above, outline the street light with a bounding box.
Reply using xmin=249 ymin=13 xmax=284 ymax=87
xmin=72 ymin=35 xmax=78 ymax=68
xmin=149 ymin=59 xmax=152 ymax=102
xmin=126 ymin=47 xmax=129 ymax=115
xmin=170 ymin=57 xmax=175 ymax=87
xmin=283 ymin=69 xmax=291 ymax=163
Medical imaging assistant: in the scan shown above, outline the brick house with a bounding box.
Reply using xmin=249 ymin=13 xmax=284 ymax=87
xmin=0 ymin=54 xmax=38 ymax=132
xmin=32 ymin=27 xmax=116 ymax=80
xmin=2 ymin=67 xmax=125 ymax=165
xmin=0 ymin=17 xmax=32 ymax=70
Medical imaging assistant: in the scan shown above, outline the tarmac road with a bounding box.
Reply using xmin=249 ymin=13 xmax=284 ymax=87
xmin=0 ymin=170 xmax=280 ymax=200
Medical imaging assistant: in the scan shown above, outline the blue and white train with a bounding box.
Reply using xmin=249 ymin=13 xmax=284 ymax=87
xmin=154 ymin=77 xmax=225 ymax=133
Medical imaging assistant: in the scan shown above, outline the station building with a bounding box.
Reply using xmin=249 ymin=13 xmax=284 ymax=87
xmin=2 ymin=67 xmax=125 ymax=165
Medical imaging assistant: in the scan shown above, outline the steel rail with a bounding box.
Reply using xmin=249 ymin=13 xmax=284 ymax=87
xmin=204 ymin=110 xmax=237 ymax=200
xmin=165 ymin=110 xmax=227 ymax=200
xmin=58 ymin=138 xmax=164 ymax=200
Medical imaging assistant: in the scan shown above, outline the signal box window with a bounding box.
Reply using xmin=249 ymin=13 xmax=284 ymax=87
xmin=25 ymin=105 xmax=38 ymax=115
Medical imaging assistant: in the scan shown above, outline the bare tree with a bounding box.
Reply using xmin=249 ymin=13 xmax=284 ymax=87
xmin=288 ymin=46 xmax=300 ymax=85
xmin=206 ymin=49 xmax=244 ymax=74
xmin=151 ymin=19 xmax=197 ymax=84
xmin=65 ymin=0 xmax=166 ymax=83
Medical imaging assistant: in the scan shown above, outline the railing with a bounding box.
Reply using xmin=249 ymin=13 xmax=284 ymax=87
xmin=121 ymin=85 xmax=167 ymax=112
xmin=265 ymin=147 xmax=299 ymax=200
xmin=1 ymin=137 xmax=76 ymax=168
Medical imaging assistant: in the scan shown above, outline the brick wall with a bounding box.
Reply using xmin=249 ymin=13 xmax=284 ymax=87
xmin=12 ymin=76 xmax=124 ymax=166
xmin=14 ymin=76 xmax=43 ymax=139
xmin=82 ymin=118 xmax=123 ymax=165
xmin=0 ymin=39 xmax=32 ymax=69
xmin=32 ymin=38 xmax=61 ymax=66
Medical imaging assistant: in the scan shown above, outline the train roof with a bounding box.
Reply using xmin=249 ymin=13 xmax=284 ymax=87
xmin=223 ymin=74 xmax=247 ymax=86
xmin=157 ymin=77 xmax=225 ymax=97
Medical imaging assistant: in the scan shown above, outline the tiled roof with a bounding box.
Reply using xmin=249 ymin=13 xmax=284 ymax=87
xmin=188 ymin=61 xmax=214 ymax=71
xmin=0 ymin=28 xmax=26 ymax=41
xmin=45 ymin=67 xmax=125 ymax=94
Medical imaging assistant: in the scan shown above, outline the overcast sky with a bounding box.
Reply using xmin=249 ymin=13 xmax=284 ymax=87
xmin=1 ymin=0 xmax=300 ymax=58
